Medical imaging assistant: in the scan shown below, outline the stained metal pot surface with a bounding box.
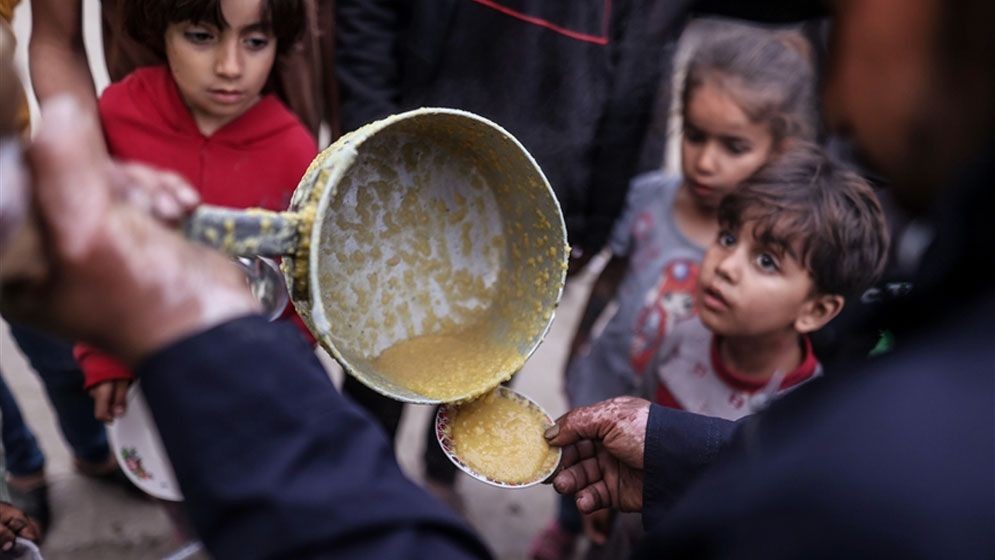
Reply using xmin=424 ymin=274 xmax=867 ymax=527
xmin=187 ymin=108 xmax=568 ymax=404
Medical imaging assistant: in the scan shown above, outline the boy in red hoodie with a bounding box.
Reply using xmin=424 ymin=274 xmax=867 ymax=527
xmin=77 ymin=0 xmax=318 ymax=421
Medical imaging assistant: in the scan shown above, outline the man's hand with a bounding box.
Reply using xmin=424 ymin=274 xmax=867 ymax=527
xmin=0 ymin=502 xmax=40 ymax=551
xmin=0 ymin=97 xmax=260 ymax=365
xmin=108 ymin=161 xmax=200 ymax=225
xmin=544 ymin=397 xmax=650 ymax=515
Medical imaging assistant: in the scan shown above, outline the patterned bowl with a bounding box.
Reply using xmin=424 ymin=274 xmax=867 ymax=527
xmin=435 ymin=386 xmax=561 ymax=488
xmin=107 ymin=383 xmax=183 ymax=502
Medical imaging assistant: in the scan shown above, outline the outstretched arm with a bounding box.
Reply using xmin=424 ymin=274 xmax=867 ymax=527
xmin=5 ymin=99 xmax=490 ymax=559
xmin=546 ymin=398 xmax=737 ymax=530
xmin=140 ymin=318 xmax=490 ymax=559
xmin=28 ymin=0 xmax=98 ymax=117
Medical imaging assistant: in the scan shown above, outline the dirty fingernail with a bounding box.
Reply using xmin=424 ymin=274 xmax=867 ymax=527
xmin=577 ymin=494 xmax=591 ymax=511
xmin=544 ymin=424 xmax=559 ymax=439
xmin=552 ymin=476 xmax=568 ymax=494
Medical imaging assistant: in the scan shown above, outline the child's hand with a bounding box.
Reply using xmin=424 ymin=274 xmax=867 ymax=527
xmin=90 ymin=379 xmax=130 ymax=422
xmin=0 ymin=502 xmax=40 ymax=551
xmin=581 ymin=508 xmax=615 ymax=546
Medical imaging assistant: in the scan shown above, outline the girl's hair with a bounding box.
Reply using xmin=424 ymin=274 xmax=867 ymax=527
xmin=125 ymin=0 xmax=305 ymax=57
xmin=682 ymin=26 xmax=817 ymax=145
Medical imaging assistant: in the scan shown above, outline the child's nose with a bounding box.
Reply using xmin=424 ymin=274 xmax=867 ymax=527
xmin=714 ymin=249 xmax=741 ymax=283
xmin=694 ymin=143 xmax=719 ymax=175
xmin=215 ymin=41 xmax=243 ymax=79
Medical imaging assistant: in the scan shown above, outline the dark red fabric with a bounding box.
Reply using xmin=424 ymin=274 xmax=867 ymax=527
xmin=75 ymin=345 xmax=134 ymax=389
xmin=78 ymin=66 xmax=318 ymax=389
xmin=710 ymin=335 xmax=819 ymax=393
xmin=654 ymin=383 xmax=685 ymax=411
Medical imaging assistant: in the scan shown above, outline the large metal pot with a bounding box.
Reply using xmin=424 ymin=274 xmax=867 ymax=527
xmin=185 ymin=108 xmax=568 ymax=404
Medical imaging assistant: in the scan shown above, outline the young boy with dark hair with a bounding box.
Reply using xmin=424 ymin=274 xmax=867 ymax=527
xmin=650 ymin=144 xmax=890 ymax=417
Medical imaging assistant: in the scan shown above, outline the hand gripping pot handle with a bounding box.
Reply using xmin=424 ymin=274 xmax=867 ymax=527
xmin=183 ymin=205 xmax=302 ymax=257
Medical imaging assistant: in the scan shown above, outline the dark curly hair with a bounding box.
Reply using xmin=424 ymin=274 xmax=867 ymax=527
xmin=718 ymin=144 xmax=890 ymax=299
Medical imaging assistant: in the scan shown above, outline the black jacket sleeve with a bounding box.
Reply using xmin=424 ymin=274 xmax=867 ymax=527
xmin=636 ymin=294 xmax=995 ymax=559
xmin=642 ymin=404 xmax=737 ymax=529
xmin=137 ymin=316 xmax=491 ymax=560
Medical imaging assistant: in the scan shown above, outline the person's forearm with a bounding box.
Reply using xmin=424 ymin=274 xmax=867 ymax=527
xmin=29 ymin=40 xmax=96 ymax=113
xmin=642 ymin=405 xmax=737 ymax=530
xmin=138 ymin=317 xmax=490 ymax=559
xmin=28 ymin=0 xmax=98 ymax=117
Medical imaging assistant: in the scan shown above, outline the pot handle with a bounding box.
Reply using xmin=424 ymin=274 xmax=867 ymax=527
xmin=183 ymin=205 xmax=301 ymax=257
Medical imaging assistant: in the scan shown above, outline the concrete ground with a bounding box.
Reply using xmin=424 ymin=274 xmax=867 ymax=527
xmin=1 ymin=261 xmax=602 ymax=559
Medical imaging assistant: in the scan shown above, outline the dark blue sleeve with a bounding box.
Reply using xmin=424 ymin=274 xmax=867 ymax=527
xmin=642 ymin=404 xmax=736 ymax=529
xmin=136 ymin=316 xmax=491 ymax=560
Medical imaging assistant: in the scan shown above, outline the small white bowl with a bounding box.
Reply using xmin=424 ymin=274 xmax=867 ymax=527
xmin=107 ymin=383 xmax=183 ymax=502
xmin=435 ymin=386 xmax=561 ymax=488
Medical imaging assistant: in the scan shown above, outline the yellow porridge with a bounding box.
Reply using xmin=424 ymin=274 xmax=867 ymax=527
xmin=449 ymin=389 xmax=559 ymax=484
xmin=372 ymin=327 xmax=524 ymax=400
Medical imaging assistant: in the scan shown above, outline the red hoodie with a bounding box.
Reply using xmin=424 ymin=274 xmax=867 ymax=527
xmin=76 ymin=65 xmax=318 ymax=389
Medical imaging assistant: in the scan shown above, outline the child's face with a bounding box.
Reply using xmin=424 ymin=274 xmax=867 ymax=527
xmin=681 ymin=83 xmax=776 ymax=210
xmin=164 ymin=0 xmax=277 ymax=135
xmin=696 ymin=220 xmax=835 ymax=338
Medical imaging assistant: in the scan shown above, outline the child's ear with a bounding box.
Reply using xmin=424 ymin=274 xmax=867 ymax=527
xmin=794 ymin=294 xmax=844 ymax=334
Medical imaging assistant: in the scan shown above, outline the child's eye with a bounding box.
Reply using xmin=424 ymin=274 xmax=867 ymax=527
xmin=243 ymin=35 xmax=271 ymax=50
xmin=724 ymin=139 xmax=751 ymax=156
xmin=718 ymin=231 xmax=736 ymax=248
xmin=183 ymin=29 xmax=215 ymax=44
xmin=756 ymin=253 xmax=780 ymax=272
xmin=684 ymin=126 xmax=705 ymax=144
